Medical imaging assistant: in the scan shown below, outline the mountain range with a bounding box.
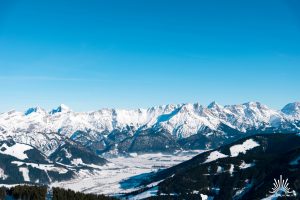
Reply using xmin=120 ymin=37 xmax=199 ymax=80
xmin=0 ymin=102 xmax=299 ymax=156
xmin=0 ymin=101 xmax=300 ymax=197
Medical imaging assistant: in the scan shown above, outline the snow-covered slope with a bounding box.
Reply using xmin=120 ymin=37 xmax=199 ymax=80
xmin=0 ymin=139 xmax=107 ymax=185
xmin=0 ymin=102 xmax=299 ymax=155
xmin=282 ymin=102 xmax=300 ymax=119
xmin=129 ymin=133 xmax=300 ymax=199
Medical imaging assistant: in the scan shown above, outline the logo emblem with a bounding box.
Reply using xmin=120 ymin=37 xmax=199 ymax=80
xmin=269 ymin=175 xmax=294 ymax=196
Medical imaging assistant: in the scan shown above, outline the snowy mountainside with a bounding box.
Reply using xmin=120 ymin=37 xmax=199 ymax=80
xmin=0 ymin=102 xmax=299 ymax=155
xmin=0 ymin=139 xmax=107 ymax=185
xmin=128 ymin=133 xmax=300 ymax=199
xmin=0 ymin=140 xmax=72 ymax=184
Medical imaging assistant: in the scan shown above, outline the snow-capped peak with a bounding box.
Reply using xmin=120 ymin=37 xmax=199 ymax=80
xmin=281 ymin=102 xmax=300 ymax=117
xmin=49 ymin=104 xmax=71 ymax=115
xmin=207 ymin=101 xmax=223 ymax=110
xmin=242 ymin=101 xmax=264 ymax=108
xmin=24 ymin=106 xmax=46 ymax=116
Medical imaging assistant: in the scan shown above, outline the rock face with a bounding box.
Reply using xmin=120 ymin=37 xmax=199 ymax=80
xmin=129 ymin=133 xmax=300 ymax=200
xmin=0 ymin=102 xmax=299 ymax=155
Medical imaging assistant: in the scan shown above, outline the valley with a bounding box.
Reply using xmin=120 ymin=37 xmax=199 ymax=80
xmin=51 ymin=151 xmax=203 ymax=196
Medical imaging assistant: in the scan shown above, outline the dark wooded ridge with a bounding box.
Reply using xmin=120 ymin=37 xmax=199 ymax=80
xmin=0 ymin=185 xmax=116 ymax=200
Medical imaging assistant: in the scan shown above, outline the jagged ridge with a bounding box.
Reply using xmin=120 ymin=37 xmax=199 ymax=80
xmin=0 ymin=102 xmax=299 ymax=155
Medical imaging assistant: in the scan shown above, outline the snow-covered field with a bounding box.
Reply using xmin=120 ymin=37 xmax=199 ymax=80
xmin=51 ymin=151 xmax=204 ymax=195
xmin=229 ymin=139 xmax=260 ymax=157
xmin=0 ymin=143 xmax=33 ymax=160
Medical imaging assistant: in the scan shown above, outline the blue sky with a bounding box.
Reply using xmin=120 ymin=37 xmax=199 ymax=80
xmin=0 ymin=0 xmax=299 ymax=112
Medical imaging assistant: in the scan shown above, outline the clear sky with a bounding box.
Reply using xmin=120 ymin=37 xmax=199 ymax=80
xmin=0 ymin=0 xmax=299 ymax=112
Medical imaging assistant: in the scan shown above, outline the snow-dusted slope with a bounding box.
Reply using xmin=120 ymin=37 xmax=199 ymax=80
xmin=0 ymin=102 xmax=299 ymax=154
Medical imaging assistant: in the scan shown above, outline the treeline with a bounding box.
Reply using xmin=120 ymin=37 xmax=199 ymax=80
xmin=52 ymin=187 xmax=116 ymax=200
xmin=0 ymin=185 xmax=116 ymax=200
xmin=0 ymin=187 xmax=5 ymax=200
xmin=0 ymin=185 xmax=46 ymax=200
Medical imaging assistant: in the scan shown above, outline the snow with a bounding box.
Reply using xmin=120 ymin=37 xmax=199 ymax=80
xmin=145 ymin=180 xmax=164 ymax=188
xmin=0 ymin=101 xmax=297 ymax=156
xmin=230 ymin=139 xmax=260 ymax=157
xmin=229 ymin=164 xmax=234 ymax=175
xmin=71 ymin=158 xmax=84 ymax=166
xmin=51 ymin=151 xmax=200 ymax=195
xmin=12 ymin=161 xmax=68 ymax=174
xmin=49 ymin=104 xmax=71 ymax=115
xmin=19 ymin=167 xmax=30 ymax=182
xmin=290 ymin=156 xmax=300 ymax=165
xmin=204 ymin=151 xmax=228 ymax=163
xmin=129 ymin=153 xmax=138 ymax=157
xmin=200 ymin=194 xmax=208 ymax=200
xmin=24 ymin=106 xmax=46 ymax=116
xmin=0 ymin=168 xmax=8 ymax=180
xmin=0 ymin=143 xmax=33 ymax=160
xmin=239 ymin=161 xmax=255 ymax=169
xmin=261 ymin=192 xmax=296 ymax=200
xmin=216 ymin=166 xmax=223 ymax=173
xmin=129 ymin=186 xmax=158 ymax=200
xmin=62 ymin=148 xmax=72 ymax=159
xmin=281 ymin=102 xmax=300 ymax=118
xmin=234 ymin=181 xmax=253 ymax=199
